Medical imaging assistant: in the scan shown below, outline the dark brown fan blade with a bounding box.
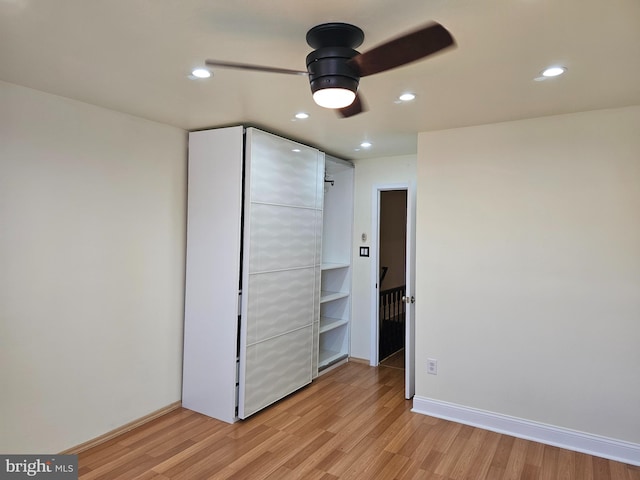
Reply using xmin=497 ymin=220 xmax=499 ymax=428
xmin=347 ymin=22 xmax=455 ymax=77
xmin=337 ymin=93 xmax=366 ymax=118
xmin=205 ymin=59 xmax=308 ymax=76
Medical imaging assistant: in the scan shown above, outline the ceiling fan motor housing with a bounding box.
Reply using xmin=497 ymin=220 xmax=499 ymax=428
xmin=306 ymin=46 xmax=360 ymax=95
xmin=305 ymin=23 xmax=364 ymax=97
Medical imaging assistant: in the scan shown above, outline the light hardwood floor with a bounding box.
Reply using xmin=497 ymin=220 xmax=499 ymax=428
xmin=379 ymin=349 xmax=405 ymax=370
xmin=78 ymin=362 xmax=639 ymax=479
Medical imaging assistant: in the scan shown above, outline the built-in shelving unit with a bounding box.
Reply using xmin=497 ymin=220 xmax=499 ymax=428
xmin=319 ymin=156 xmax=354 ymax=372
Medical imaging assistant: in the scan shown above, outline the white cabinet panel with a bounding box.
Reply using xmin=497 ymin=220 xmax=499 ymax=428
xmin=182 ymin=127 xmax=244 ymax=423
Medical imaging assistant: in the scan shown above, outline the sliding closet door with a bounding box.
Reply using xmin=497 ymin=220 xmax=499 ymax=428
xmin=238 ymin=128 xmax=324 ymax=419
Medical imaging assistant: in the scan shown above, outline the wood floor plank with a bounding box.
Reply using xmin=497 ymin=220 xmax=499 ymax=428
xmin=557 ymin=448 xmax=576 ymax=480
xmin=281 ymin=429 xmax=336 ymax=471
xmin=382 ymin=410 xmax=424 ymax=454
xmin=540 ymin=445 xmax=560 ymax=479
xmin=609 ymin=458 xmax=630 ymax=480
xmin=627 ymin=464 xmax=640 ymax=480
xmin=447 ymin=427 xmax=488 ymax=479
xmin=490 ymin=434 xmax=516 ymax=473
xmin=340 ymin=441 xmax=395 ymax=479
xmin=502 ymin=437 xmax=528 ymax=480
xmin=394 ymin=457 xmax=427 ymax=480
xmin=460 ymin=429 xmax=501 ymax=480
xmin=399 ymin=415 xmax=444 ymax=467
xmin=592 ymin=455 xmax=612 ymax=480
xmin=80 ymin=442 xmax=132 ymax=470
xmin=131 ymin=472 xmax=171 ymax=480
xmin=520 ymin=463 xmax=540 ymax=480
xmin=432 ymin=424 xmax=468 ymax=476
xmin=524 ymin=440 xmax=545 ymax=471
xmin=366 ymin=400 xmax=412 ymax=443
xmin=370 ymin=452 xmax=411 ymax=480
xmin=76 ymin=362 xmax=637 ymax=480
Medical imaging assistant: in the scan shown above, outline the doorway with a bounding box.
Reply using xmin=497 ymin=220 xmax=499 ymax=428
xmin=378 ymin=190 xmax=407 ymax=368
xmin=370 ymin=182 xmax=416 ymax=399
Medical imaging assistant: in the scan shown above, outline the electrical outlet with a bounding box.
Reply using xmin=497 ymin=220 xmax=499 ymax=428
xmin=427 ymin=358 xmax=438 ymax=375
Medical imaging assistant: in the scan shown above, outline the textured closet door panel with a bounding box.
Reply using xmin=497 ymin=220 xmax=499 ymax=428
xmin=249 ymin=129 xmax=321 ymax=208
xmin=239 ymin=128 xmax=323 ymax=420
xmin=241 ymin=326 xmax=313 ymax=418
xmin=246 ymin=268 xmax=315 ymax=345
xmin=248 ymin=204 xmax=320 ymax=272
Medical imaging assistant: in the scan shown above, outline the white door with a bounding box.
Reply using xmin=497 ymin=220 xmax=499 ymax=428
xmin=404 ymin=182 xmax=417 ymax=399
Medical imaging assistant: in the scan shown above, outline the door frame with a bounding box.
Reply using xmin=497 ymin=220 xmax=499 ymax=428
xmin=370 ymin=181 xmax=416 ymax=398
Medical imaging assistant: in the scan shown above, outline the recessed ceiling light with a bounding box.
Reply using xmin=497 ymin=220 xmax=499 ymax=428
xmin=360 ymin=141 xmax=372 ymax=149
xmin=541 ymin=66 xmax=566 ymax=77
xmin=292 ymin=148 xmax=301 ymax=153
xmin=295 ymin=112 xmax=309 ymax=119
xmin=191 ymin=68 xmax=211 ymax=79
xmin=398 ymin=92 xmax=416 ymax=102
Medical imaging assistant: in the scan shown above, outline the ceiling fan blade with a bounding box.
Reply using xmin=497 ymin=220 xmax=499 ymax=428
xmin=337 ymin=93 xmax=366 ymax=118
xmin=347 ymin=22 xmax=455 ymax=77
xmin=205 ymin=59 xmax=308 ymax=76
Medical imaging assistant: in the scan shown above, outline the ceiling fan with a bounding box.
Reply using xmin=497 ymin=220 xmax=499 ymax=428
xmin=205 ymin=21 xmax=455 ymax=118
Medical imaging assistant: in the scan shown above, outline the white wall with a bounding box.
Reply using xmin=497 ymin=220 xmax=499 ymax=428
xmin=351 ymin=155 xmax=416 ymax=360
xmin=380 ymin=190 xmax=407 ymax=290
xmin=0 ymin=81 xmax=187 ymax=453
xmin=416 ymin=106 xmax=640 ymax=444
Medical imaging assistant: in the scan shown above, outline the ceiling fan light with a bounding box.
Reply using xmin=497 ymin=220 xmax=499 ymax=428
xmin=313 ymin=87 xmax=356 ymax=109
xmin=191 ymin=68 xmax=211 ymax=79
xmin=399 ymin=92 xmax=416 ymax=102
xmin=542 ymin=66 xmax=566 ymax=77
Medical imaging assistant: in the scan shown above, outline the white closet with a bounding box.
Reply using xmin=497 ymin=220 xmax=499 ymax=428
xmin=319 ymin=156 xmax=354 ymax=372
xmin=182 ymin=127 xmax=324 ymax=422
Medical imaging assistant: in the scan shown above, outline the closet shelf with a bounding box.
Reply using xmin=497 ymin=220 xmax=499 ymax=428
xmin=321 ymin=262 xmax=350 ymax=271
xmin=319 ymin=349 xmax=348 ymax=368
xmin=320 ymin=291 xmax=349 ymax=303
xmin=320 ymin=317 xmax=348 ymax=334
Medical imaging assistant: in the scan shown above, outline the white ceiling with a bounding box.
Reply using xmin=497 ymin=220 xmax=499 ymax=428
xmin=1 ymin=0 xmax=639 ymax=160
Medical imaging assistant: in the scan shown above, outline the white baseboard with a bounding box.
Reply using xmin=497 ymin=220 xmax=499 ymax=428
xmin=412 ymin=396 xmax=640 ymax=467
